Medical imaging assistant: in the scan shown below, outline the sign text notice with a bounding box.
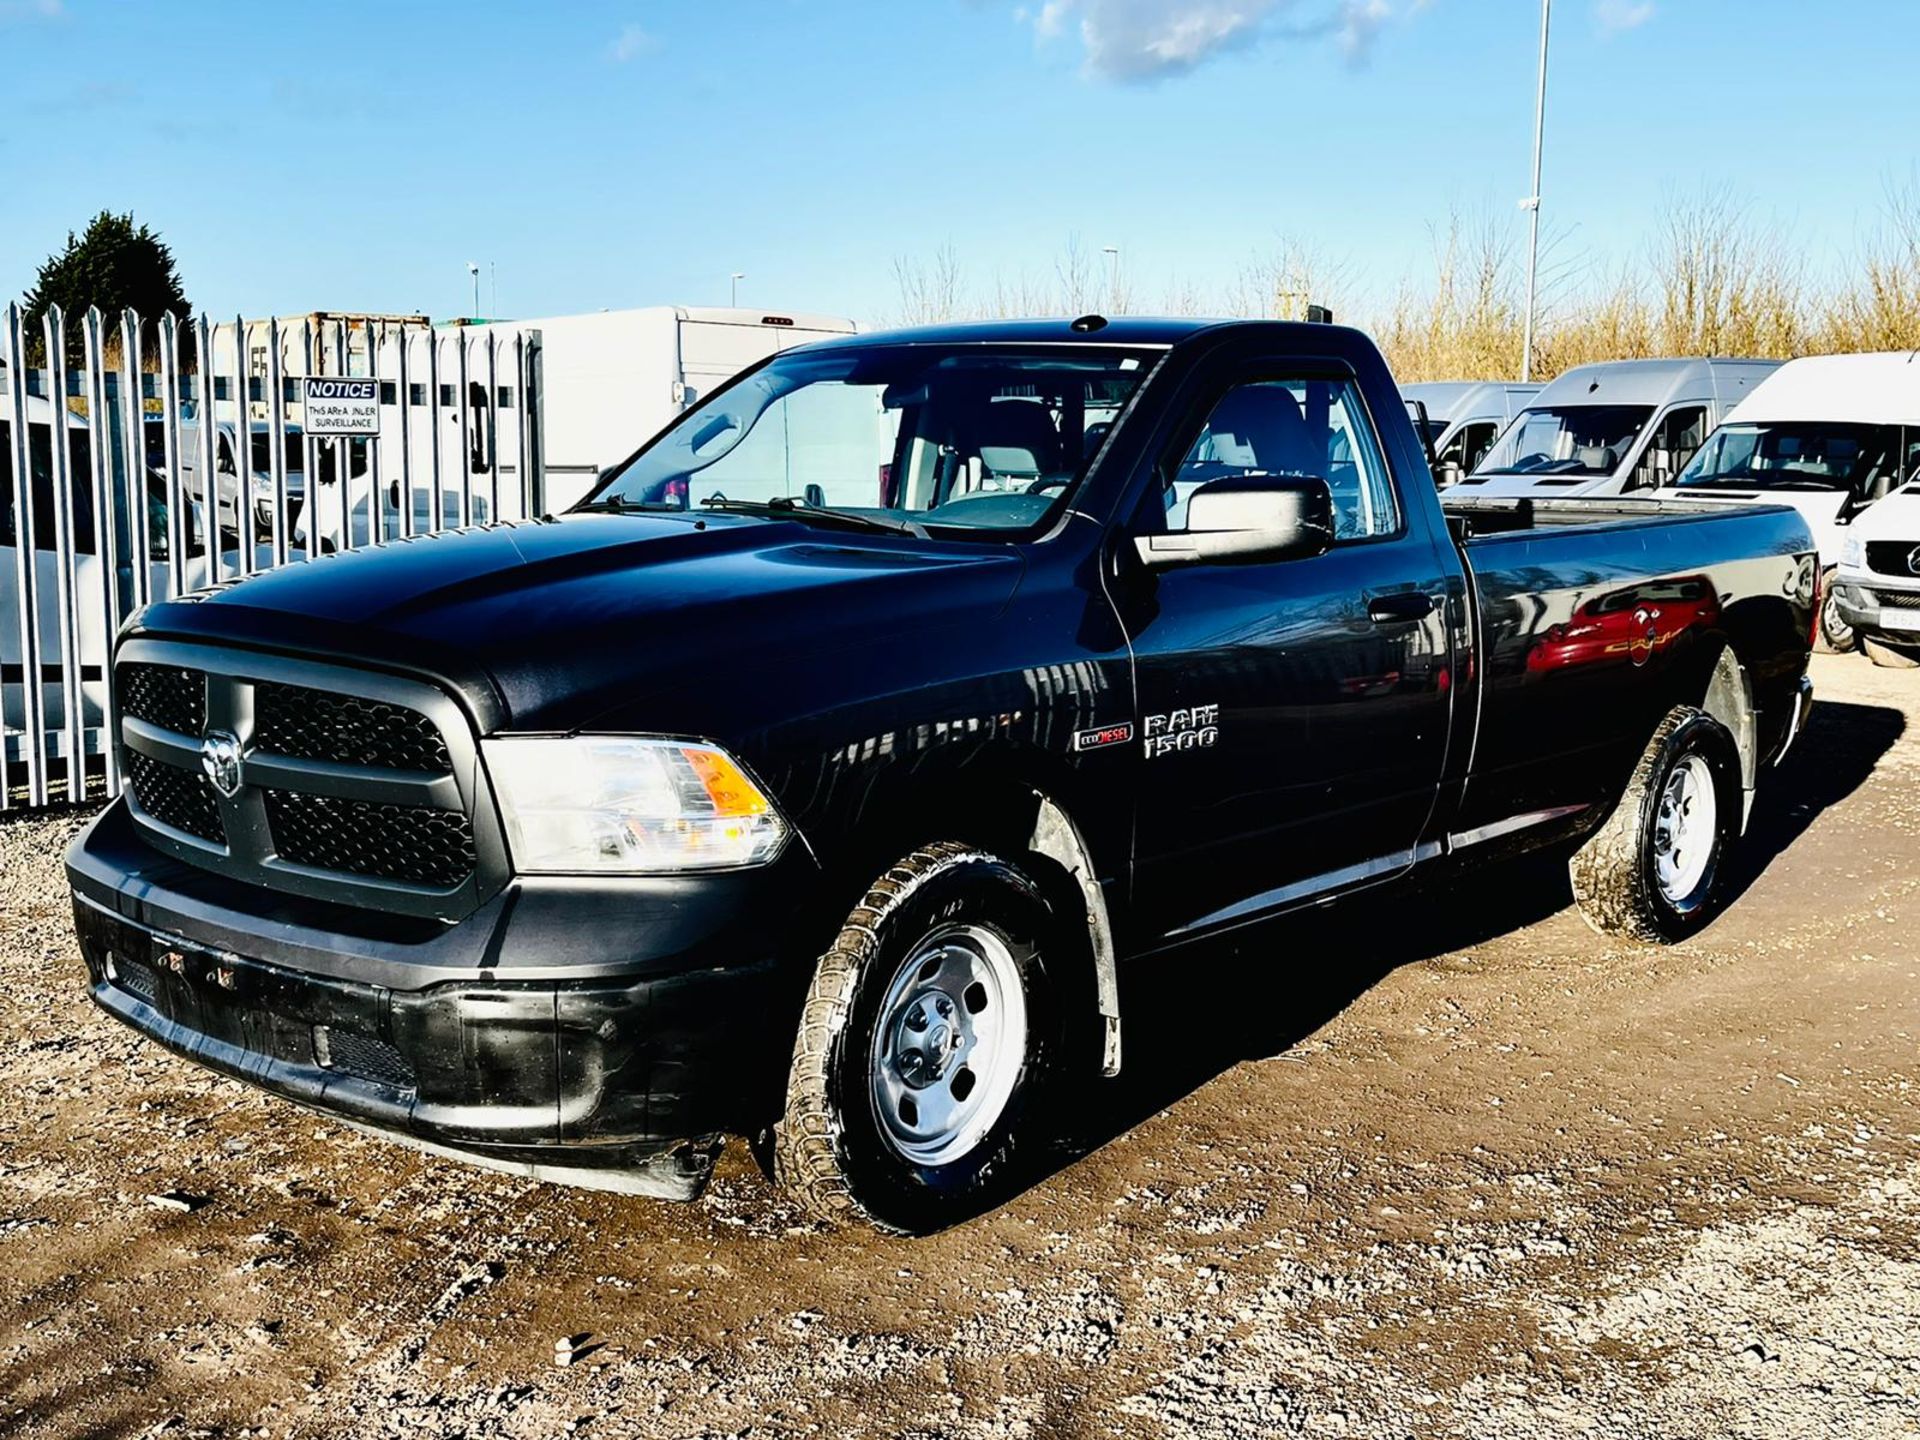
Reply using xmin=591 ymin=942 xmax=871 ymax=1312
xmin=302 ymin=377 xmax=380 ymax=436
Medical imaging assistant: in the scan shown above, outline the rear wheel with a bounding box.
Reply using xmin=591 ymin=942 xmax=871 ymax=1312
xmin=1863 ymin=636 xmax=1920 ymax=669
xmin=773 ymin=842 xmax=1059 ymax=1234
xmin=1817 ymin=569 xmax=1856 ymax=654
xmin=1570 ymin=705 xmax=1742 ymax=943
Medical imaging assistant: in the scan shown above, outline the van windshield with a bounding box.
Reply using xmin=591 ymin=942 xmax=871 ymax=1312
xmin=1675 ymin=421 xmax=1914 ymax=498
xmin=1475 ymin=404 xmax=1653 ymax=477
xmin=585 ymin=344 xmax=1155 ymax=536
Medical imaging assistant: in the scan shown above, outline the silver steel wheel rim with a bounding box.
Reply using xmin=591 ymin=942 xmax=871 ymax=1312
xmin=1654 ymin=754 xmax=1716 ymax=905
xmin=869 ymin=923 xmax=1029 ymax=1168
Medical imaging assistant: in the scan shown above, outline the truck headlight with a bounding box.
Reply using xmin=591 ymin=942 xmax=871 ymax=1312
xmin=482 ymin=736 xmax=787 ymax=873
xmin=1839 ymin=534 xmax=1865 ymax=570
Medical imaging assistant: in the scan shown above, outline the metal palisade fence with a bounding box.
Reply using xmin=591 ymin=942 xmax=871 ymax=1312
xmin=1 ymin=303 xmax=544 ymax=811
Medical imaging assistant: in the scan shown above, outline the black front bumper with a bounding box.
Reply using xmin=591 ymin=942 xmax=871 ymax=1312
xmin=68 ymin=801 xmax=820 ymax=1197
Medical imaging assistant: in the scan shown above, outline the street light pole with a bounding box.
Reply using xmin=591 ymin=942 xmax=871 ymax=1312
xmin=467 ymin=261 xmax=480 ymax=320
xmin=730 ymin=272 xmax=745 ymax=307
xmin=1520 ymin=0 xmax=1551 ymax=383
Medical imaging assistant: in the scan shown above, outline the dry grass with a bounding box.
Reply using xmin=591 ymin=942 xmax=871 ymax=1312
xmin=890 ymin=182 xmax=1920 ymax=381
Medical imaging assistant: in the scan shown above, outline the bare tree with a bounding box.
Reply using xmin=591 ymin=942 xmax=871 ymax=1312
xmin=889 ymin=241 xmax=965 ymax=327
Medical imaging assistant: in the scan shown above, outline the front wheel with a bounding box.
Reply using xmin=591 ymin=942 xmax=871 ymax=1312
xmin=1570 ymin=706 xmax=1742 ymax=943
xmin=773 ymin=842 xmax=1059 ymax=1234
xmin=1817 ymin=569 xmax=1856 ymax=654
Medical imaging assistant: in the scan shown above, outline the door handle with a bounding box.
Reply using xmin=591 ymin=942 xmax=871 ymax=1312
xmin=1366 ymin=592 xmax=1436 ymax=625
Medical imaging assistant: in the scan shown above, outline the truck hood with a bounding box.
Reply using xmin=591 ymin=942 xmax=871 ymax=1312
xmin=131 ymin=513 xmax=1028 ymax=733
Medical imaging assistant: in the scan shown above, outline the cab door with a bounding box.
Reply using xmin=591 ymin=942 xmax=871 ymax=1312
xmin=1114 ymin=361 xmax=1456 ymax=942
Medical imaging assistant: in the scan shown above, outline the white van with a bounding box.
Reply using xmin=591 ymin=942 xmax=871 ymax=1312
xmin=302 ymin=306 xmax=857 ymax=545
xmin=1400 ymin=381 xmax=1539 ymax=484
xmin=1830 ymin=357 xmax=1920 ymax=665
xmin=1648 ymin=352 xmax=1920 ymax=651
xmin=1456 ymin=358 xmax=1779 ymax=499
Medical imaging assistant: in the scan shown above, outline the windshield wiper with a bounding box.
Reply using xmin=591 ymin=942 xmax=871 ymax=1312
xmin=573 ymin=496 xmax=681 ymax=514
xmin=700 ymin=495 xmax=927 ymax=538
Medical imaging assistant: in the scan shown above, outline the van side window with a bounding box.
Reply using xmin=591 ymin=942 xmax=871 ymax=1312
xmin=1635 ymin=405 xmax=1708 ymax=488
xmin=1156 ymin=377 xmax=1398 ymax=541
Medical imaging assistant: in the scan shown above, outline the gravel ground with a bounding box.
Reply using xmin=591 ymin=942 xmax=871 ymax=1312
xmin=3 ymin=652 xmax=1918 ymax=1439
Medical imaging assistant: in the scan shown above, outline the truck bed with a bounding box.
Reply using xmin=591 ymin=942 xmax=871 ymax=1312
xmin=1440 ymin=490 xmax=1816 ymax=847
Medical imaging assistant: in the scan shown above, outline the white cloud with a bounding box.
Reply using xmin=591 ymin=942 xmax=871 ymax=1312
xmin=1023 ymin=0 xmax=1401 ymax=83
xmin=608 ymin=22 xmax=657 ymax=62
xmin=0 ymin=0 xmax=64 ymax=20
xmin=1595 ymin=0 xmax=1654 ymax=33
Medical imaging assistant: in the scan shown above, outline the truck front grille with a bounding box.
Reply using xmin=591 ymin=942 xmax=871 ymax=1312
xmin=115 ymin=641 xmax=494 ymax=918
xmin=125 ymin=749 xmax=226 ymax=845
xmin=255 ymin=682 xmax=453 ymax=774
xmin=1866 ymin=541 xmax=1920 ymax=578
xmin=120 ymin=663 xmax=207 ymax=737
xmin=265 ymin=790 xmax=476 ymax=888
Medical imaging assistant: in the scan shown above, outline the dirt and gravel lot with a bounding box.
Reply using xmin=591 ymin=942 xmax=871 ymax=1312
xmin=3 ymin=651 xmax=1918 ymax=1439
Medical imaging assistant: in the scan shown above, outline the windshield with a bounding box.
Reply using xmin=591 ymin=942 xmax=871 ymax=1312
xmin=1475 ymin=404 xmax=1654 ymax=477
xmin=1675 ymin=421 xmax=1913 ymax=497
xmin=586 ymin=344 xmax=1154 ymax=535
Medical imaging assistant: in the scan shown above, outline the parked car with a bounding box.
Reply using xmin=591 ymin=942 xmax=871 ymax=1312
xmin=1648 ymin=352 xmax=1920 ymax=652
xmin=69 ymin=317 xmax=1815 ymax=1235
xmin=1455 ymin=358 xmax=1779 ymax=499
xmin=1833 ymin=468 xmax=1920 ymax=667
xmin=1400 ymin=380 xmax=1539 ymax=484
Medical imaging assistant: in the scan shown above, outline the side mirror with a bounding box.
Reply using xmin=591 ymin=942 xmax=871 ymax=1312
xmin=1436 ymin=458 xmax=1464 ymax=489
xmin=1135 ymin=475 xmax=1336 ymax=571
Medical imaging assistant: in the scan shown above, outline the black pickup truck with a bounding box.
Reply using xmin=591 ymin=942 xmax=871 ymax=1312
xmin=68 ymin=318 xmax=1817 ymax=1234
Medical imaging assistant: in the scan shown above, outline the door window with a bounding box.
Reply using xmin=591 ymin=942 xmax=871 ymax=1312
xmin=1436 ymin=420 xmax=1499 ymax=475
xmin=1632 ymin=405 xmax=1708 ymax=488
xmin=1158 ymin=377 xmax=1398 ymax=541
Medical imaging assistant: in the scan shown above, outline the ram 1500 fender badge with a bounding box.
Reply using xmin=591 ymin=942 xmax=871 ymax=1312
xmin=1072 ymin=722 xmax=1134 ymax=752
xmin=1143 ymin=705 xmax=1220 ymax=758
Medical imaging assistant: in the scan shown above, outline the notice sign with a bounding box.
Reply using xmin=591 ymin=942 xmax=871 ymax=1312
xmin=302 ymin=377 xmax=380 ymax=436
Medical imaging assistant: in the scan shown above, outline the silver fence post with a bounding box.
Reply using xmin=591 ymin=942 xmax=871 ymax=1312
xmin=42 ymin=307 xmax=85 ymax=800
xmin=485 ymin=329 xmax=501 ymax=523
xmin=231 ymin=316 xmax=255 ymax=577
xmin=194 ymin=315 xmax=221 ymax=586
xmin=117 ymin=310 xmax=151 ymax=611
xmin=520 ymin=328 xmax=544 ymax=518
xmin=266 ymin=316 xmax=289 ymax=566
xmin=82 ymin=308 xmax=121 ymax=796
xmin=425 ymin=329 xmax=443 ymax=533
xmin=334 ymin=316 xmax=354 ymax=551
xmin=158 ymin=314 xmax=186 ymax=599
xmin=365 ymin=319 xmax=385 ymax=546
xmin=3 ymin=302 xmax=47 ymax=807
xmin=455 ymin=328 xmax=473 ymax=528
xmin=396 ymin=327 xmax=415 ymax=539
xmin=299 ymin=318 xmax=319 ymax=556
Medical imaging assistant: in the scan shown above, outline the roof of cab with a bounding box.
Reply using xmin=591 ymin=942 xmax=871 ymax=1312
xmin=1527 ymin=356 xmax=1780 ymax=409
xmin=801 ymin=316 xmax=1315 ymax=350
xmin=1721 ymin=350 xmax=1920 ymax=425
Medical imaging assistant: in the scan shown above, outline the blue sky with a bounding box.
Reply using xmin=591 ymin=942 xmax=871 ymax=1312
xmin=2 ymin=0 xmax=1916 ymax=328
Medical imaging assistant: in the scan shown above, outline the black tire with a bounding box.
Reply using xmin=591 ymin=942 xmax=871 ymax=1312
xmin=1569 ymin=705 xmax=1742 ymax=944
xmin=1817 ymin=569 xmax=1856 ymax=654
xmin=772 ymin=842 xmax=1059 ymax=1235
xmin=1863 ymin=636 xmax=1920 ymax=669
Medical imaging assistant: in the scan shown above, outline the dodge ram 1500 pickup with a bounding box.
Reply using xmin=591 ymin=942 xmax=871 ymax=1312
xmin=68 ymin=318 xmax=1818 ymax=1234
